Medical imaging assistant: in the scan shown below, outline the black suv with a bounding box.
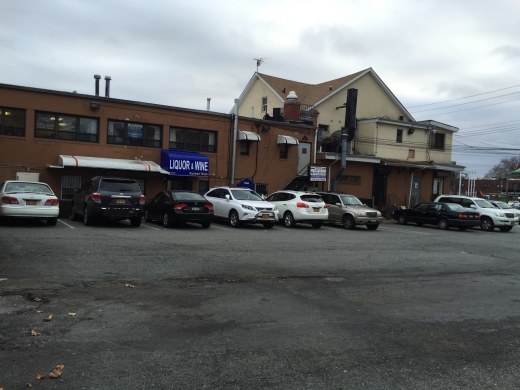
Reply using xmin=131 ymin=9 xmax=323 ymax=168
xmin=70 ymin=177 xmax=144 ymax=227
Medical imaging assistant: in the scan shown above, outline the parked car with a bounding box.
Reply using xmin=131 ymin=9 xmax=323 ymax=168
xmin=392 ymin=202 xmax=481 ymax=231
xmin=316 ymin=192 xmax=383 ymax=230
xmin=434 ymin=195 xmax=518 ymax=232
xmin=0 ymin=180 xmax=59 ymax=226
xmin=204 ymin=186 xmax=278 ymax=228
xmin=70 ymin=177 xmax=144 ymax=227
xmin=489 ymin=200 xmax=520 ymax=220
xmin=144 ymin=190 xmax=213 ymax=228
xmin=265 ymin=190 xmax=328 ymax=228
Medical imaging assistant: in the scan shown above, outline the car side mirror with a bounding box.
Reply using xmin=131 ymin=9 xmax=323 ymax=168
xmin=469 ymin=205 xmax=476 ymax=209
xmin=225 ymin=194 xmax=230 ymax=200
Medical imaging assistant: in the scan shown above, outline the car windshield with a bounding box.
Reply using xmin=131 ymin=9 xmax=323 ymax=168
xmin=100 ymin=180 xmax=140 ymax=192
xmin=172 ymin=192 xmax=207 ymax=201
xmin=445 ymin=203 xmax=465 ymax=211
xmin=495 ymin=202 xmax=512 ymax=209
xmin=474 ymin=199 xmax=495 ymax=208
xmin=4 ymin=182 xmax=53 ymax=194
xmin=340 ymin=195 xmax=363 ymax=206
xmin=231 ymin=189 xmax=264 ymax=201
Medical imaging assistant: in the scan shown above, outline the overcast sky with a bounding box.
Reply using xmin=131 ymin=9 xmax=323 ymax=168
xmin=1 ymin=0 xmax=519 ymax=177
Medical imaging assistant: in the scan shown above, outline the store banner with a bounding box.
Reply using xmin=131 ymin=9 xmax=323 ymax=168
xmin=161 ymin=150 xmax=209 ymax=176
xmin=310 ymin=165 xmax=327 ymax=182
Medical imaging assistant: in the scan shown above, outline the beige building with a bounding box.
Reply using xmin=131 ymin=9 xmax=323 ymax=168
xmin=237 ymin=68 xmax=464 ymax=211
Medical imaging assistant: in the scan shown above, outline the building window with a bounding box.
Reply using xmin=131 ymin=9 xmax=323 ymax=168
xmin=240 ymin=141 xmax=250 ymax=156
xmin=280 ymin=144 xmax=289 ymax=159
xmin=107 ymin=120 xmax=161 ymax=147
xmin=1 ymin=107 xmax=25 ymax=137
xmin=135 ymin=178 xmax=146 ymax=195
xmin=408 ymin=149 xmax=415 ymax=159
xmin=60 ymin=175 xmax=82 ymax=200
xmin=262 ymin=97 xmax=267 ymax=113
xmin=199 ymin=180 xmax=209 ymax=195
xmin=255 ymin=183 xmax=268 ymax=197
xmin=169 ymin=127 xmax=216 ymax=152
xmin=35 ymin=112 xmax=98 ymax=142
xmin=396 ymin=129 xmax=403 ymax=143
xmin=430 ymin=133 xmax=445 ymax=150
xmin=338 ymin=175 xmax=361 ymax=184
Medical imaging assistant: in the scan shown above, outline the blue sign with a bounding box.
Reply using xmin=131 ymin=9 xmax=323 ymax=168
xmin=161 ymin=150 xmax=209 ymax=177
xmin=238 ymin=178 xmax=254 ymax=190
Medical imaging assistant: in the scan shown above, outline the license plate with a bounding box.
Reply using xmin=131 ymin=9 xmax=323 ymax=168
xmin=26 ymin=200 xmax=37 ymax=206
xmin=512 ymin=221 xmax=516 ymax=225
xmin=191 ymin=207 xmax=200 ymax=211
xmin=262 ymin=214 xmax=269 ymax=219
xmin=116 ymin=199 xmax=125 ymax=204
xmin=313 ymin=208 xmax=319 ymax=212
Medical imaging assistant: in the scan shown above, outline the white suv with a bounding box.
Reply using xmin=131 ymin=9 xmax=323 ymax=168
xmin=204 ymin=187 xmax=279 ymax=228
xmin=434 ymin=195 xmax=518 ymax=232
xmin=266 ymin=190 xmax=328 ymax=228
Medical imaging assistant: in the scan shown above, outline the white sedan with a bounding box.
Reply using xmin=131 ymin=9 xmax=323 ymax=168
xmin=266 ymin=190 xmax=328 ymax=228
xmin=0 ymin=180 xmax=59 ymax=226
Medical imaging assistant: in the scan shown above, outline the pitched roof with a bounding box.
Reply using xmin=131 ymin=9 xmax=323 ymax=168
xmin=258 ymin=69 xmax=368 ymax=105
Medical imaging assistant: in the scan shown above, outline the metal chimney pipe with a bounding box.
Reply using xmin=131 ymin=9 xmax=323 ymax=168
xmin=94 ymin=75 xmax=101 ymax=96
xmin=207 ymin=98 xmax=211 ymax=111
xmin=104 ymin=76 xmax=111 ymax=98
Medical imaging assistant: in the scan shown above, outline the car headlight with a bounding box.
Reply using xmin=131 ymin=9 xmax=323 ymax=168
xmin=273 ymin=206 xmax=278 ymax=212
xmin=242 ymin=204 xmax=256 ymax=211
xmin=358 ymin=212 xmax=367 ymax=217
xmin=495 ymin=211 xmax=505 ymax=217
xmin=377 ymin=211 xmax=382 ymax=217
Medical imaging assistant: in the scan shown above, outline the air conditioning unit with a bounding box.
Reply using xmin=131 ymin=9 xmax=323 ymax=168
xmin=16 ymin=172 xmax=40 ymax=181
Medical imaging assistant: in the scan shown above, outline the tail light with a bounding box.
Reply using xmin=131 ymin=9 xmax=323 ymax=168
xmin=324 ymin=204 xmax=329 ymax=209
xmin=296 ymin=202 xmax=309 ymax=208
xmin=90 ymin=193 xmax=101 ymax=201
xmin=173 ymin=203 xmax=188 ymax=210
xmin=204 ymin=203 xmax=214 ymax=211
xmin=458 ymin=213 xmax=467 ymax=219
xmin=1 ymin=196 xmax=19 ymax=204
xmin=44 ymin=198 xmax=59 ymax=206
xmin=474 ymin=213 xmax=479 ymax=218
xmin=139 ymin=195 xmax=146 ymax=203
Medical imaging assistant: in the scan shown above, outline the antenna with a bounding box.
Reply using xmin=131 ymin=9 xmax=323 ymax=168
xmin=253 ymin=58 xmax=268 ymax=72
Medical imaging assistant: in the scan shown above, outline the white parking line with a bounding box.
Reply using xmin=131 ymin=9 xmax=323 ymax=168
xmin=141 ymin=223 xmax=161 ymax=231
xmin=58 ymin=219 xmax=75 ymax=229
xmin=378 ymin=226 xmax=430 ymax=235
xmin=211 ymin=225 xmax=230 ymax=230
xmin=0 ymin=278 xmax=8 ymax=282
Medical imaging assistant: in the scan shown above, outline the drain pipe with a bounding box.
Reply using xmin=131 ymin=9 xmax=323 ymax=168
xmin=230 ymin=99 xmax=239 ymax=186
xmin=408 ymin=168 xmax=425 ymax=208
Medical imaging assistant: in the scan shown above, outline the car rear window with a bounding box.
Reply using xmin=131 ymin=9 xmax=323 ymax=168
xmin=445 ymin=203 xmax=465 ymax=211
xmin=100 ymin=179 xmax=140 ymax=192
xmin=4 ymin=182 xmax=53 ymax=194
xmin=172 ymin=192 xmax=207 ymax=201
xmin=300 ymin=195 xmax=322 ymax=203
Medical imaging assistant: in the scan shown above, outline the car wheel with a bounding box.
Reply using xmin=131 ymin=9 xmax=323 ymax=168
xmin=283 ymin=212 xmax=296 ymax=228
xmin=311 ymin=221 xmax=323 ymax=228
xmin=397 ymin=215 xmax=407 ymax=225
xmin=144 ymin=210 xmax=152 ymax=222
xmin=229 ymin=210 xmax=240 ymax=228
xmin=163 ymin=213 xmax=173 ymax=228
xmin=130 ymin=217 xmax=141 ymax=227
xmin=201 ymin=222 xmax=211 ymax=228
xmin=366 ymin=224 xmax=378 ymax=230
xmin=342 ymin=214 xmax=355 ymax=230
xmin=499 ymin=226 xmax=513 ymax=232
xmin=438 ymin=218 xmax=449 ymax=230
xmin=83 ymin=205 xmax=94 ymax=226
xmin=480 ymin=217 xmax=494 ymax=231
xmin=263 ymin=222 xmax=275 ymax=229
xmin=47 ymin=217 xmax=57 ymax=226
xmin=69 ymin=204 xmax=79 ymax=221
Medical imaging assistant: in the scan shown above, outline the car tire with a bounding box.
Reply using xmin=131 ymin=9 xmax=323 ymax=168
xmin=311 ymin=221 xmax=323 ymax=228
xmin=229 ymin=210 xmax=240 ymax=228
xmin=83 ymin=205 xmax=94 ymax=226
xmin=342 ymin=214 xmax=355 ymax=230
xmin=130 ymin=217 xmax=141 ymax=227
xmin=366 ymin=224 xmax=379 ymax=230
xmin=283 ymin=212 xmax=296 ymax=228
xmin=397 ymin=215 xmax=407 ymax=225
xmin=69 ymin=204 xmax=79 ymax=221
xmin=499 ymin=226 xmax=513 ymax=232
xmin=263 ymin=222 xmax=275 ymax=229
xmin=480 ymin=217 xmax=494 ymax=231
xmin=438 ymin=218 xmax=449 ymax=230
xmin=47 ymin=217 xmax=57 ymax=226
xmin=201 ymin=222 xmax=211 ymax=228
xmin=163 ymin=213 xmax=173 ymax=228
xmin=144 ymin=210 xmax=152 ymax=222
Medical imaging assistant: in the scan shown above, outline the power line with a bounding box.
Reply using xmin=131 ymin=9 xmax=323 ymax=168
xmin=414 ymin=97 xmax=520 ymax=118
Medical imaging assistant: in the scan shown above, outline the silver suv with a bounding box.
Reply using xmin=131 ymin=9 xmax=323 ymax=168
xmin=434 ymin=195 xmax=518 ymax=232
xmin=316 ymin=192 xmax=383 ymax=230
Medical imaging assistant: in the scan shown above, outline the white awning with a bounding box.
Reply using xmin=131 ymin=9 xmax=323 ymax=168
xmin=238 ymin=131 xmax=261 ymax=142
xmin=48 ymin=155 xmax=170 ymax=174
xmin=277 ymin=135 xmax=299 ymax=145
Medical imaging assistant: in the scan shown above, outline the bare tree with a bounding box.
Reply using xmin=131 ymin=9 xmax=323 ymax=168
xmin=484 ymin=156 xmax=520 ymax=179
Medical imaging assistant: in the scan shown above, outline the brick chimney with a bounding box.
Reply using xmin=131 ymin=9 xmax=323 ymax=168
xmin=283 ymin=91 xmax=300 ymax=121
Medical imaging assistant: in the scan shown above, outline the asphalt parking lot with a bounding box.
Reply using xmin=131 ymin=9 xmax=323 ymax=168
xmin=1 ymin=217 xmax=520 ymax=389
